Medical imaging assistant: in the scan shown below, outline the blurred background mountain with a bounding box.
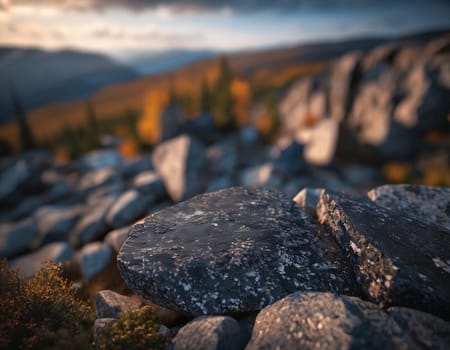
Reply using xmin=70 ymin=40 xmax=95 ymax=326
xmin=0 ymin=0 xmax=449 ymax=185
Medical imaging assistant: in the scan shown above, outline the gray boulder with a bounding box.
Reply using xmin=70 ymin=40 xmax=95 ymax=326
xmin=0 ymin=151 xmax=50 ymax=201
xmin=119 ymin=156 xmax=153 ymax=179
xmin=118 ymin=187 xmax=359 ymax=316
xmin=171 ymin=316 xmax=242 ymax=350
xmin=77 ymin=167 xmax=118 ymax=193
xmin=394 ymin=62 xmax=450 ymax=133
xmin=304 ymin=118 xmax=339 ymax=166
xmin=206 ymin=138 xmax=238 ymax=178
xmin=387 ymin=306 xmax=450 ymax=349
xmin=181 ymin=112 xmax=221 ymax=145
xmin=206 ymin=176 xmax=233 ymax=193
xmin=362 ymin=45 xmax=399 ymax=82
xmin=77 ymin=242 xmax=113 ymax=280
xmin=246 ymin=291 xmax=450 ymax=350
xmin=132 ymin=171 xmax=166 ymax=199
xmin=329 ymin=51 xmax=362 ymax=121
xmin=273 ymin=141 xmax=307 ymax=175
xmin=240 ymin=163 xmax=283 ymax=188
xmin=105 ymin=190 xmax=149 ymax=229
xmin=78 ymin=149 xmax=123 ymax=173
xmin=0 ymin=217 xmax=37 ymax=258
xmin=71 ymin=195 xmax=117 ymax=247
xmin=160 ymin=104 xmax=185 ymax=141
xmin=152 ymin=134 xmax=208 ymax=202
xmin=96 ymin=290 xmax=142 ymax=318
xmin=86 ymin=182 xmax=124 ymax=205
xmin=34 ymin=205 xmax=83 ymax=244
xmin=104 ymin=226 xmax=130 ymax=253
xmin=368 ymin=184 xmax=450 ymax=230
xmin=10 ymin=242 xmax=73 ymax=276
xmin=292 ymin=188 xmax=322 ymax=219
xmin=0 ymin=194 xmax=45 ymax=223
xmin=0 ymin=160 xmax=32 ymax=201
xmin=279 ymin=78 xmax=313 ymax=136
xmin=318 ymin=190 xmax=450 ymax=320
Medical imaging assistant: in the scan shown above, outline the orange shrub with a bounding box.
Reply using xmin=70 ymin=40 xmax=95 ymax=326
xmin=231 ymin=78 xmax=252 ymax=127
xmin=138 ymin=90 xmax=169 ymax=144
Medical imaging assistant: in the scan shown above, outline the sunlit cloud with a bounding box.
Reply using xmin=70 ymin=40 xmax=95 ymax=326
xmin=4 ymin=0 xmax=448 ymax=13
xmin=0 ymin=0 xmax=449 ymax=54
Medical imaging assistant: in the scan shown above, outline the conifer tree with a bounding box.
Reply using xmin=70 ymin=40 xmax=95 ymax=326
xmin=10 ymin=85 xmax=36 ymax=151
xmin=85 ymin=100 xmax=100 ymax=149
xmin=213 ymin=56 xmax=235 ymax=131
xmin=200 ymin=77 xmax=211 ymax=111
xmin=264 ymin=90 xmax=281 ymax=139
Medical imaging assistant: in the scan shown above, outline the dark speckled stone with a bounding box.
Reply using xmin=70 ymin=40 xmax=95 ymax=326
xmin=368 ymin=184 xmax=450 ymax=231
xmin=246 ymin=292 xmax=450 ymax=350
xmin=318 ymin=190 xmax=450 ymax=320
xmin=117 ymin=187 xmax=359 ymax=316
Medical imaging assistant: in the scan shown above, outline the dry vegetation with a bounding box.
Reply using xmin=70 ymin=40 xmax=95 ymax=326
xmin=0 ymin=50 xmax=329 ymax=152
xmin=0 ymin=260 xmax=94 ymax=349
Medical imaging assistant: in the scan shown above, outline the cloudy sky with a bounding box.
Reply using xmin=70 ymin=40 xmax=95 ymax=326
xmin=1 ymin=0 xmax=449 ymax=56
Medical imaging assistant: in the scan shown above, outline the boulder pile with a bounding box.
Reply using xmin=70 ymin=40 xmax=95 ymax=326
xmin=110 ymin=185 xmax=449 ymax=349
xmin=1 ymin=32 xmax=449 ymax=349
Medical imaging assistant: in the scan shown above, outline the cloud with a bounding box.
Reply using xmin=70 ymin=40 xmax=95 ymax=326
xmin=90 ymin=26 xmax=203 ymax=43
xmin=5 ymin=0 xmax=449 ymax=13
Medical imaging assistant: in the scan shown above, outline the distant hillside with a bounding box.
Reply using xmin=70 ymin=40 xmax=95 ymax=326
xmin=0 ymin=47 xmax=138 ymax=123
xmin=1 ymin=28 xmax=448 ymax=152
xmin=226 ymin=28 xmax=450 ymax=75
xmin=118 ymin=49 xmax=216 ymax=75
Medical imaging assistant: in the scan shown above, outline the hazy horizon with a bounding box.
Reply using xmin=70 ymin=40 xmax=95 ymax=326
xmin=1 ymin=0 xmax=450 ymax=59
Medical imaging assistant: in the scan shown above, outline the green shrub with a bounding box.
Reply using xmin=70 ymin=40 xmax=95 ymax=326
xmin=0 ymin=259 xmax=95 ymax=350
xmin=95 ymin=306 xmax=169 ymax=350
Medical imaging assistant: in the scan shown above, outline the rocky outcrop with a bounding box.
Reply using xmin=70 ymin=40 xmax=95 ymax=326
xmin=152 ymin=134 xmax=208 ymax=202
xmin=118 ymin=187 xmax=359 ymax=316
xmin=318 ymin=190 xmax=450 ymax=320
xmin=2 ymin=32 xmax=450 ymax=348
xmin=278 ymin=33 xmax=450 ymax=162
xmin=304 ymin=118 xmax=339 ymax=166
xmin=368 ymin=184 xmax=450 ymax=230
xmin=0 ymin=218 xmax=37 ymax=258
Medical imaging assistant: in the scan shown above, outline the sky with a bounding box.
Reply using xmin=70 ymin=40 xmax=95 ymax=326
xmin=1 ymin=0 xmax=450 ymax=57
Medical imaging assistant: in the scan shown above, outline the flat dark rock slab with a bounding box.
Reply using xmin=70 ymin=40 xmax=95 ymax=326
xmin=246 ymin=291 xmax=450 ymax=350
xmin=318 ymin=190 xmax=450 ymax=320
xmin=368 ymin=184 xmax=450 ymax=230
xmin=118 ymin=187 xmax=359 ymax=316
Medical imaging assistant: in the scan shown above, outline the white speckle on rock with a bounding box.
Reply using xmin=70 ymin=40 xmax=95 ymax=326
xmin=433 ymin=257 xmax=450 ymax=274
xmin=349 ymin=241 xmax=361 ymax=255
xmin=182 ymin=282 xmax=192 ymax=291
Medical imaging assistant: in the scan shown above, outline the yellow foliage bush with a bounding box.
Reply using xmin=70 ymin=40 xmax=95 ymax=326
xmin=0 ymin=260 xmax=95 ymax=350
xmin=95 ymin=306 xmax=169 ymax=350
